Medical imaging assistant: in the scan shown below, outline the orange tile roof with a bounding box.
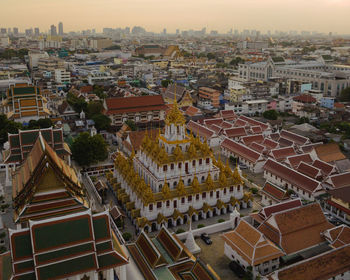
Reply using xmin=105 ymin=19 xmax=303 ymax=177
xmin=258 ymin=203 xmax=333 ymax=255
xmin=276 ymin=245 xmax=350 ymax=280
xmin=315 ymin=143 xmax=346 ymax=163
xmin=222 ymin=220 xmax=284 ymax=266
xmin=324 ymin=225 xmax=350 ymax=248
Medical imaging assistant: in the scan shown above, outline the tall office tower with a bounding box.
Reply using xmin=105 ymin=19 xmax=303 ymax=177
xmin=58 ymin=22 xmax=63 ymax=35
xmin=25 ymin=29 xmax=33 ymax=36
xmin=7 ymin=28 xmax=11 ymax=34
xmin=176 ymin=29 xmax=179 ymax=35
xmin=201 ymin=27 xmax=206 ymax=35
xmin=51 ymin=24 xmax=57 ymax=36
xmin=34 ymin=28 xmax=40 ymax=36
xmin=0 ymin=28 xmax=6 ymax=34
xmin=13 ymin=27 xmax=19 ymax=36
xmin=163 ymin=28 xmax=167 ymax=35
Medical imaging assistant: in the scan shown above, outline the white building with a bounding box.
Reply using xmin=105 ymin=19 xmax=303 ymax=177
xmin=55 ymin=68 xmax=71 ymax=84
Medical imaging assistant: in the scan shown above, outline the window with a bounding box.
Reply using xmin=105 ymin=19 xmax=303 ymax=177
xmin=166 ymin=200 xmax=170 ymax=207
xmin=188 ymin=195 xmax=192 ymax=202
xmin=238 ymin=186 xmax=240 ymax=191
xmin=192 ymin=160 xmax=196 ymax=167
xmin=206 ymin=158 xmax=210 ymax=164
xmin=157 ymin=202 xmax=162 ymax=208
xmin=210 ymin=191 xmax=213 ymax=198
xmin=178 ymin=162 xmax=182 ymax=168
xmin=199 ymin=159 xmax=202 ymax=165
xmin=149 ymin=204 xmax=153 ymax=211
xmin=202 ymin=192 xmax=207 ymax=199
xmin=196 ymin=194 xmax=199 ymax=201
xmin=163 ymin=165 xmax=167 ymax=172
xmin=171 ymin=163 xmax=174 ymax=170
xmin=181 ymin=197 xmax=185 ymax=204
xmin=230 ymin=186 xmax=233 ymax=192
xmin=224 ymin=188 xmax=227 ymax=195
xmin=216 ymin=191 xmax=220 ymax=199
xmin=174 ymin=200 xmax=177 ymax=208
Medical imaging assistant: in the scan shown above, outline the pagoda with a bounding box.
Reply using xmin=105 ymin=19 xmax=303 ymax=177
xmin=114 ymin=96 xmax=251 ymax=232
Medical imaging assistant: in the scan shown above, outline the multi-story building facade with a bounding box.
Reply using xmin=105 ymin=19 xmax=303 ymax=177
xmin=198 ymin=87 xmax=221 ymax=108
xmin=55 ymin=68 xmax=71 ymax=84
xmin=113 ymin=101 xmax=252 ymax=232
xmin=38 ymin=57 xmax=64 ymax=73
xmin=239 ymin=57 xmax=350 ymax=97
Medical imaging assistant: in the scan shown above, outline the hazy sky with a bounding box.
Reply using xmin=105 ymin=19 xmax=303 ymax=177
xmin=1 ymin=0 xmax=349 ymax=34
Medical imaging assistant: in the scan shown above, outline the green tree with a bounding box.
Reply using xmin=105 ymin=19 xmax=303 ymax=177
xmin=92 ymin=85 xmax=106 ymax=99
xmin=125 ymin=120 xmax=136 ymax=131
xmin=86 ymin=101 xmax=103 ymax=118
xmin=263 ymin=110 xmax=279 ymax=120
xmin=161 ymin=79 xmax=172 ymax=88
xmin=66 ymin=92 xmax=87 ymax=113
xmin=340 ymin=87 xmax=350 ymax=102
xmin=91 ymin=114 xmax=111 ymax=131
xmin=71 ymin=133 xmax=108 ymax=167
xmin=0 ymin=114 xmax=23 ymax=145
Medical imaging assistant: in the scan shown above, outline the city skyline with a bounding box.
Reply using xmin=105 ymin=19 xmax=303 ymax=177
xmin=1 ymin=0 xmax=350 ymax=34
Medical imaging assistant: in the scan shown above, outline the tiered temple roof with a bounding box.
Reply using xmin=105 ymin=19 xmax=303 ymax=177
xmin=3 ymin=127 xmax=70 ymax=164
xmin=12 ymin=133 xmax=88 ymax=224
xmin=9 ymin=210 xmax=128 ymax=280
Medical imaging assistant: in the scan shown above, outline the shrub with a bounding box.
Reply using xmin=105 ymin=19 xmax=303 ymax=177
xmin=122 ymin=232 xmax=132 ymax=241
xmin=250 ymin=187 xmax=258 ymax=195
xmin=197 ymin=224 xmax=205 ymax=229
xmin=176 ymin=228 xmax=185 ymax=234
xmin=218 ymin=219 xmax=225 ymax=223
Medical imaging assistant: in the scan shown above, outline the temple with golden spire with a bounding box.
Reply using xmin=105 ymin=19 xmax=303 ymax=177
xmin=113 ymin=100 xmax=251 ymax=232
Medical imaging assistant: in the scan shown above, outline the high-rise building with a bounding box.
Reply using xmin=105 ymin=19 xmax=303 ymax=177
xmin=13 ymin=27 xmax=18 ymax=36
xmin=163 ymin=28 xmax=167 ymax=35
xmin=51 ymin=24 xmax=57 ymax=36
xmin=34 ymin=27 xmax=40 ymax=36
xmin=25 ymin=29 xmax=33 ymax=37
xmin=0 ymin=28 xmax=6 ymax=34
xmin=58 ymin=22 xmax=63 ymax=35
xmin=176 ymin=29 xmax=179 ymax=35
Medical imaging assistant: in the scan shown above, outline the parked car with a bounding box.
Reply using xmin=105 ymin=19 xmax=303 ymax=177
xmin=239 ymin=163 xmax=248 ymax=169
xmin=229 ymin=261 xmax=245 ymax=278
xmin=200 ymin=233 xmax=212 ymax=245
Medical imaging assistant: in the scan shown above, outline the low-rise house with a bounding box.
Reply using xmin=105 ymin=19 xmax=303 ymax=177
xmin=263 ymin=159 xmax=325 ymax=201
xmin=267 ymin=244 xmax=350 ymax=280
xmin=258 ymin=203 xmax=333 ymax=255
xmin=186 ymin=120 xmax=220 ymax=147
xmin=261 ymin=182 xmax=290 ymax=206
xmin=222 ymin=219 xmax=284 ymax=277
xmin=221 ymin=138 xmax=266 ymax=173
xmin=324 ymin=186 xmax=350 ymax=225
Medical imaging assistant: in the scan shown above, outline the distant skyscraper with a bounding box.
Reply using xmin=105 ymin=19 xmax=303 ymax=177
xmin=51 ymin=24 xmax=57 ymax=36
xmin=34 ymin=28 xmax=40 ymax=36
xmin=25 ymin=29 xmax=33 ymax=37
xmin=0 ymin=28 xmax=6 ymax=34
xmin=163 ymin=28 xmax=166 ymax=35
xmin=13 ymin=27 xmax=18 ymax=36
xmin=176 ymin=29 xmax=179 ymax=35
xmin=7 ymin=28 xmax=11 ymax=34
xmin=58 ymin=22 xmax=63 ymax=35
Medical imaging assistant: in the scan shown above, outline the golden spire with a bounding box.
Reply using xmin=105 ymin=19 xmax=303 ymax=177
xmin=233 ymin=166 xmax=244 ymax=185
xmin=173 ymin=144 xmax=184 ymax=161
xmin=162 ymin=177 xmax=171 ymax=199
xmin=205 ymin=172 xmax=214 ymax=190
xmin=176 ymin=176 xmax=186 ymax=196
xmin=165 ymin=82 xmax=185 ymax=126
xmin=191 ymin=174 xmax=201 ymax=193
xmin=219 ymin=171 xmax=227 ymax=187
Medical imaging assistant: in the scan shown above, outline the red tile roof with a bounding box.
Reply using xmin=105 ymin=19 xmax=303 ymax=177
xmin=221 ymin=138 xmax=262 ymax=163
xmin=184 ymin=106 xmax=201 ymax=117
xmin=241 ymin=134 xmax=264 ymax=146
xmin=327 ymin=173 xmax=350 ymax=189
xmin=270 ymin=147 xmax=296 ymax=161
xmin=263 ymin=159 xmax=321 ymax=194
xmin=258 ymin=203 xmax=333 ymax=254
xmin=224 ymin=127 xmax=246 ymax=138
xmin=187 ymin=121 xmax=215 ymax=139
xmin=293 ymin=94 xmax=316 ymax=104
xmin=250 ymin=142 xmax=265 ymax=153
xmin=296 ymin=162 xmax=322 ymax=179
xmin=239 ymin=115 xmax=269 ymax=130
xmin=315 ymin=143 xmax=346 ymax=163
xmin=259 ymin=199 xmax=302 ymax=220
xmin=261 ymin=182 xmax=289 ymax=201
xmin=105 ymin=95 xmax=167 ymax=115
xmin=312 ymin=159 xmax=335 ymax=176
xmin=286 ymin=153 xmax=313 ymax=168
xmin=276 ymin=244 xmax=350 ymax=280
xmin=262 ymin=138 xmax=279 ymax=150
xmin=219 ymin=110 xmax=236 ymax=121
